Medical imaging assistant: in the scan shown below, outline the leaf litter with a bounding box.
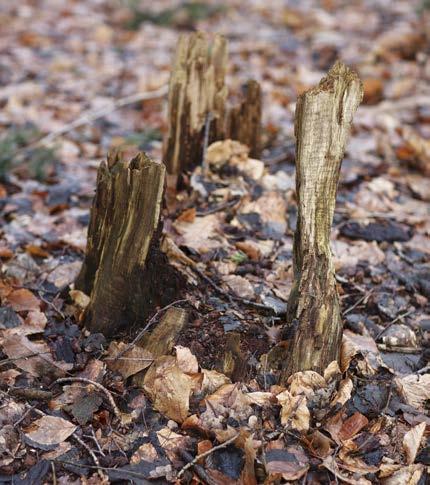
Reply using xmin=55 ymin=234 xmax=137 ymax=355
xmin=0 ymin=0 xmax=430 ymax=483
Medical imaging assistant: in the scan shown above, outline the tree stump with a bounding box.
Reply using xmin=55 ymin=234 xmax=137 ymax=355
xmin=76 ymin=152 xmax=181 ymax=337
xmin=281 ymin=62 xmax=363 ymax=380
xmin=227 ymin=80 xmax=262 ymax=159
xmin=163 ymin=32 xmax=228 ymax=175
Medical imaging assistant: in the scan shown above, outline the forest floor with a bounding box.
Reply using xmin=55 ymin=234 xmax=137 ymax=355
xmin=1 ymin=0 xmax=430 ymax=483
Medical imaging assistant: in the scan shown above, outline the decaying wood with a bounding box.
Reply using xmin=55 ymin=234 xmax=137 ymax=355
xmin=163 ymin=32 xmax=263 ymax=175
xmin=163 ymin=32 xmax=228 ymax=175
xmin=227 ymin=80 xmax=262 ymax=159
xmin=132 ymin=307 xmax=188 ymax=387
xmin=222 ymin=332 xmax=248 ymax=382
xmin=76 ymin=152 xmax=181 ymax=337
xmin=281 ymin=62 xmax=363 ymax=380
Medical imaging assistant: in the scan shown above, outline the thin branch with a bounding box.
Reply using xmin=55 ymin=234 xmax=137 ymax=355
xmin=177 ymin=432 xmax=239 ymax=478
xmin=20 ymin=85 xmax=168 ymax=152
xmin=53 ymin=377 xmax=121 ymax=420
xmin=72 ymin=433 xmax=106 ymax=481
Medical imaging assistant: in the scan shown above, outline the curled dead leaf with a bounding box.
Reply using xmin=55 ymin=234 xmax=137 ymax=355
xmin=403 ymin=422 xmax=426 ymax=465
xmin=277 ymin=390 xmax=310 ymax=432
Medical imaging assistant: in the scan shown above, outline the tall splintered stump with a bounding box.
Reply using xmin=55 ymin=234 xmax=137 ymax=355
xmin=281 ymin=62 xmax=363 ymax=381
xmin=76 ymin=152 xmax=177 ymax=337
xmin=163 ymin=32 xmax=228 ymax=175
xmin=227 ymin=80 xmax=262 ymax=159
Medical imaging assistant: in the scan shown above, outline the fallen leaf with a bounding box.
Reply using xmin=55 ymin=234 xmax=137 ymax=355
xmin=331 ymin=378 xmax=353 ymax=406
xmin=0 ymin=333 xmax=72 ymax=378
xmin=173 ymin=213 xmax=226 ymax=254
xmin=396 ymin=373 xmax=430 ymax=409
xmin=338 ymin=412 xmax=369 ymax=441
xmin=105 ymin=341 xmax=153 ymax=379
xmin=143 ymin=356 xmax=194 ymax=423
xmin=277 ymin=390 xmax=310 ymax=432
xmin=5 ymin=288 xmax=40 ymax=312
xmin=403 ymin=422 xmax=426 ymax=465
xmin=288 ymin=371 xmax=326 ymax=397
xmin=265 ymin=440 xmax=309 ymax=481
xmin=200 ymin=369 xmax=231 ymax=395
xmin=24 ymin=416 xmax=76 ymax=446
xmin=69 ymin=289 xmax=90 ymax=309
xmin=174 ymin=346 xmax=198 ymax=374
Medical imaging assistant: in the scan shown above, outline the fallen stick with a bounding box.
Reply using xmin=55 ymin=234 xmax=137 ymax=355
xmin=20 ymin=85 xmax=168 ymax=152
xmin=53 ymin=377 xmax=121 ymax=420
xmin=177 ymin=432 xmax=239 ymax=478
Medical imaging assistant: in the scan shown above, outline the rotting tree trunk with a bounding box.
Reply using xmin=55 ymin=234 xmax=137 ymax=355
xmin=163 ymin=32 xmax=228 ymax=175
xmin=227 ymin=80 xmax=262 ymax=159
xmin=280 ymin=62 xmax=363 ymax=381
xmin=76 ymin=152 xmax=181 ymax=337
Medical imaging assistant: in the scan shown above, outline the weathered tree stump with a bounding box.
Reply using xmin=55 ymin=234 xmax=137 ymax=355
xmin=163 ymin=32 xmax=263 ymax=175
xmin=281 ymin=62 xmax=363 ymax=380
xmin=76 ymin=152 xmax=180 ymax=337
xmin=227 ymin=80 xmax=262 ymax=159
xmin=163 ymin=32 xmax=228 ymax=175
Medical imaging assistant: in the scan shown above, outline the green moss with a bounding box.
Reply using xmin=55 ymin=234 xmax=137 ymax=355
xmin=0 ymin=125 xmax=57 ymax=182
xmin=124 ymin=2 xmax=226 ymax=30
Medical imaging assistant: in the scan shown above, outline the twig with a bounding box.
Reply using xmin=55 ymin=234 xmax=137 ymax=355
xmin=51 ymin=462 xmax=57 ymax=485
xmin=342 ymin=290 xmax=373 ymax=316
xmin=377 ymin=344 xmax=422 ymax=354
xmin=72 ymin=433 xmax=106 ymax=481
xmin=375 ymin=309 xmax=414 ymax=341
xmin=0 ymin=352 xmax=52 ymax=367
xmin=53 ymin=377 xmax=121 ymax=420
xmin=20 ymin=85 xmax=168 ymax=152
xmin=177 ymin=432 xmax=239 ymax=478
xmin=178 ymin=449 xmax=218 ymax=485
xmin=111 ymin=299 xmax=188 ymax=362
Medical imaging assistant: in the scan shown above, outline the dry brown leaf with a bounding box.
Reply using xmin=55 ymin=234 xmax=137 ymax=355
xmin=5 ymin=288 xmax=40 ymax=312
xmin=288 ymin=371 xmax=326 ymax=397
xmin=143 ymin=356 xmax=194 ymax=423
xmin=24 ymin=416 xmax=76 ymax=446
xmin=0 ymin=334 xmax=72 ymax=378
xmin=200 ymin=369 xmax=231 ymax=395
xmin=277 ymin=389 xmax=310 ymax=432
xmin=105 ymin=341 xmax=153 ymax=379
xmin=200 ymin=384 xmax=254 ymax=430
xmin=323 ymin=455 xmax=372 ymax=485
xmin=305 ymin=430 xmax=333 ymax=458
xmin=331 ymin=378 xmax=353 ymax=406
xmin=265 ymin=440 xmax=309 ymax=481
xmin=381 ymin=463 xmax=424 ymax=485
xmin=174 ymin=346 xmax=198 ymax=374
xmin=176 ymin=207 xmax=196 ymax=223
xmin=333 ymin=240 xmax=385 ymax=270
xmin=403 ymin=422 xmax=426 ymax=465
xmin=223 ymin=274 xmax=255 ymax=299
xmin=173 ymin=213 xmax=225 ymax=254
xmin=340 ymin=330 xmax=378 ymax=372
xmin=246 ymin=391 xmax=275 ymax=407
xmin=396 ymin=374 xmax=430 ymax=409
xmin=69 ymin=289 xmax=90 ymax=309
xmin=324 ymin=361 xmax=341 ymax=382
xmin=338 ymin=412 xmax=369 ymax=441
xmin=206 ymin=139 xmax=248 ymax=168
xmin=400 ymin=126 xmax=430 ymax=176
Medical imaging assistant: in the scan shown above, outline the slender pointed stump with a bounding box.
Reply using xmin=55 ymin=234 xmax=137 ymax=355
xmin=163 ymin=32 xmax=228 ymax=175
xmin=227 ymin=80 xmax=262 ymax=159
xmin=280 ymin=62 xmax=363 ymax=381
xmin=76 ymin=152 xmax=181 ymax=337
